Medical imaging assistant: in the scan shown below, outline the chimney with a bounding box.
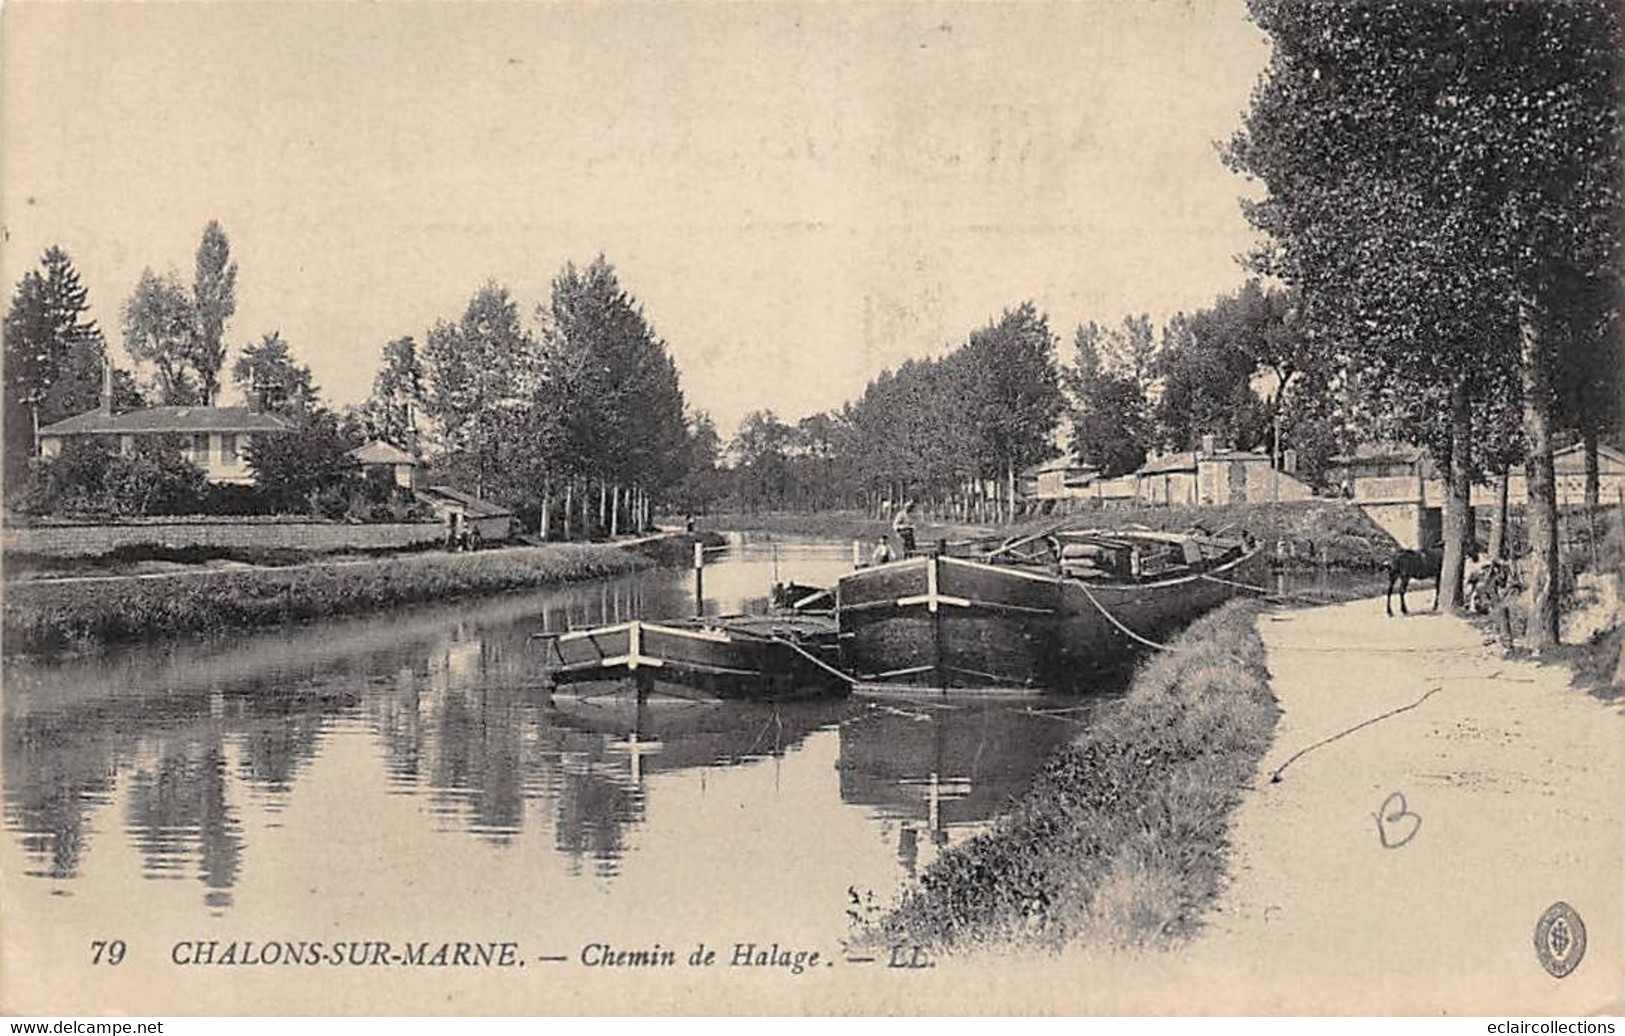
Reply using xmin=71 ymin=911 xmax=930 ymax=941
xmin=1200 ymin=433 xmax=1217 ymax=457
xmin=1283 ymin=448 xmax=1299 ymax=474
xmin=100 ymin=354 xmax=114 ymax=416
xmin=246 ymin=381 xmax=262 ymax=414
xmin=404 ymin=402 xmax=421 ymax=458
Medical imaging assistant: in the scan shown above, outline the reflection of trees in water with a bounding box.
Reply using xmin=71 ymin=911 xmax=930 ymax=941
xmin=548 ymin=743 xmax=644 ymax=878
xmin=369 ymin=668 xmax=427 ymax=784
xmin=3 ymin=675 xmax=343 ymax=897
xmin=226 ymin=676 xmax=341 ymax=795
xmin=427 ymin=687 xmax=527 ymax=840
xmin=2 ymin=707 xmax=124 ymax=879
xmin=125 ymin=735 xmax=242 ymax=906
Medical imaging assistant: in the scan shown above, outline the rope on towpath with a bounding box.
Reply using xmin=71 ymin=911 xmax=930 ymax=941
xmin=1198 ymin=572 xmax=1377 ymax=607
xmin=1268 ymin=684 xmax=1445 ymax=784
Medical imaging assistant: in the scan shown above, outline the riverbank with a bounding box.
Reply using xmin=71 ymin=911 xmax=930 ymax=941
xmin=1 ymin=533 xmax=709 ymax=655
xmin=697 ymin=499 xmax=1395 ymax=569
xmin=866 ymin=599 xmax=1277 ymax=952
xmin=1156 ymin=596 xmax=1624 ymax=1013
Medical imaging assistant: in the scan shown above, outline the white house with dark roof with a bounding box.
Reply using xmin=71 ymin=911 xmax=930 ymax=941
xmin=36 ymin=396 xmax=292 ymax=484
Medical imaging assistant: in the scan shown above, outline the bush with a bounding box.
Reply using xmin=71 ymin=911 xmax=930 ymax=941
xmin=22 ymin=436 xmax=207 ymax=517
xmin=200 ymin=481 xmax=276 ymax=516
xmin=244 ymin=409 xmax=361 ymax=514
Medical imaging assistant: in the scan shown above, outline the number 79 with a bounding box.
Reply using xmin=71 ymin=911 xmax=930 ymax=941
xmin=90 ymin=940 xmax=126 ymax=965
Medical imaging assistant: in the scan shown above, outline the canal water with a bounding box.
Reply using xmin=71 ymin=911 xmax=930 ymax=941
xmin=1 ymin=535 xmax=1106 ymax=974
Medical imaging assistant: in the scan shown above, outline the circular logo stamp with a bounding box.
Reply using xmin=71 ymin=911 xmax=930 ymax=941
xmin=1533 ymin=901 xmax=1587 ymax=978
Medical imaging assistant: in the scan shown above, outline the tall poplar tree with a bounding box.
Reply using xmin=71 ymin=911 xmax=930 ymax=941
xmin=192 ymin=220 xmax=238 ymax=406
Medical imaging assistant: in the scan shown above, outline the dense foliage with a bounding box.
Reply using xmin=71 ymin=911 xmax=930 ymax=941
xmin=1227 ymin=0 xmax=1623 ymax=638
xmin=22 ymin=436 xmax=208 ymax=518
xmin=2 ymin=248 xmax=143 ymax=495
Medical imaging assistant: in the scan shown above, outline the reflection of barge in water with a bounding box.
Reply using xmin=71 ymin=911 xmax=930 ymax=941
xmin=543 ymin=696 xmax=849 ymax=778
xmin=835 ymin=701 xmax=1086 ymax=874
xmin=535 ymin=614 xmax=848 ymax=702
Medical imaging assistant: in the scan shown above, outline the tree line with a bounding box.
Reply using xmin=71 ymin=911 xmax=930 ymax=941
xmin=705 ymin=280 xmax=1347 ymax=517
xmin=1226 ymin=0 xmax=1622 ymax=649
xmin=4 ymin=231 xmax=694 ymax=535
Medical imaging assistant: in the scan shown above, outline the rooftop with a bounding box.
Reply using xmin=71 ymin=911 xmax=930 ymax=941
xmin=1139 ymin=451 xmax=1197 ymax=475
xmin=349 ymin=439 xmax=418 ymax=466
xmin=39 ymin=405 xmax=293 ymax=436
xmin=419 ymin=485 xmax=514 ymax=518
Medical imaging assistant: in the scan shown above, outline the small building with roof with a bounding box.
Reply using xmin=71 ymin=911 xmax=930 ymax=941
xmin=348 ymin=439 xmax=421 ymax=491
xmin=1019 ymin=455 xmax=1102 ymax=501
xmin=416 ymin=485 xmax=514 ymax=544
xmin=1135 ymin=435 xmax=1314 ymax=506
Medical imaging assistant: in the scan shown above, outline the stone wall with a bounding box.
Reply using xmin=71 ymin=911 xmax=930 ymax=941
xmin=2 ymin=518 xmax=446 ymax=558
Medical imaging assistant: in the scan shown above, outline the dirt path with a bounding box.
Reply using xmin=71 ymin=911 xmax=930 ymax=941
xmin=1166 ymin=596 xmax=1624 ymax=1013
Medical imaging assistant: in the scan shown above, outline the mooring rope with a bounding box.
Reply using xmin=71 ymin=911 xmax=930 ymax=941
xmin=1072 ymin=580 xmax=1177 ymax=652
xmin=767 ymin=634 xmax=861 ymax=686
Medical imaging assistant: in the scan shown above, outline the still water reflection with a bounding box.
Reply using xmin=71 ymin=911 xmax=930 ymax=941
xmin=2 ymin=536 xmax=1105 ymax=947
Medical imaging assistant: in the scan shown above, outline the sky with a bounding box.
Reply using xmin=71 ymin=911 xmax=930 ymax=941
xmin=2 ymin=1 xmax=1270 ymax=436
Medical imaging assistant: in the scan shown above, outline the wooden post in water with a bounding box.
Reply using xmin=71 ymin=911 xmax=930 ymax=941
xmin=694 ymin=541 xmax=705 ymax=617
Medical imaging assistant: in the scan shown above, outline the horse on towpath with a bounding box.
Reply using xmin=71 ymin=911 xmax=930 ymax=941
xmin=1385 ymin=538 xmax=1481 ymax=617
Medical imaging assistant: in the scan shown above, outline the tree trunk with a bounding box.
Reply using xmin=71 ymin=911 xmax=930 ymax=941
xmin=563 ymin=480 xmax=573 ymax=540
xmin=610 ymin=483 xmax=620 ymax=537
xmin=1006 ymin=459 xmax=1016 ymax=524
xmin=1614 ymin=502 xmax=1625 ymax=689
xmin=1439 ymin=378 xmax=1472 ymax=612
xmin=1519 ymin=296 xmax=1561 ymax=651
xmin=1583 ymin=424 xmax=1600 ymax=509
xmin=541 ymin=482 xmax=552 ymax=541
xmin=1487 ymin=465 xmax=1509 ymax=560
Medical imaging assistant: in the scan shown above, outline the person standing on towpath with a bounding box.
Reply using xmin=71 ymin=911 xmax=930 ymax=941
xmin=892 ymin=501 xmax=917 ymax=557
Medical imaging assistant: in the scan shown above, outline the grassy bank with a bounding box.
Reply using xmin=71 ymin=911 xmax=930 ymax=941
xmin=4 ymin=542 xmax=424 ymax=580
xmin=864 ymin=600 xmax=1277 ymax=953
xmin=2 ymin=540 xmax=673 ymax=654
xmin=698 ymin=499 xmax=1396 ymax=569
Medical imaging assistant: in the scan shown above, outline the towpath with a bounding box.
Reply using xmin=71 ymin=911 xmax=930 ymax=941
xmin=1172 ymin=596 xmax=1623 ymax=1013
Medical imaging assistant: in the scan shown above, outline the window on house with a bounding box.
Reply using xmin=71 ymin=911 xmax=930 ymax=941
xmin=192 ymin=433 xmax=210 ymax=460
xmin=221 ymin=434 xmax=238 ymax=462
